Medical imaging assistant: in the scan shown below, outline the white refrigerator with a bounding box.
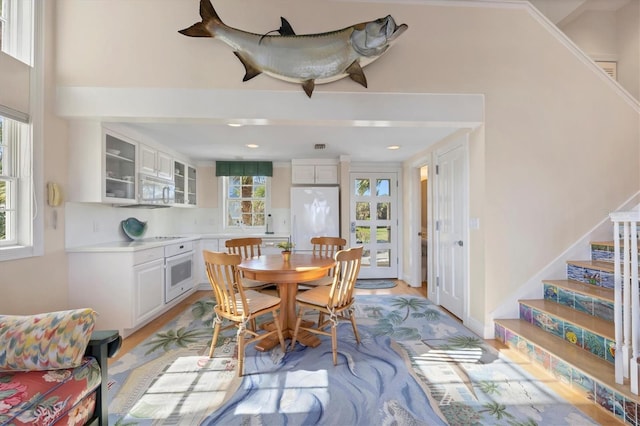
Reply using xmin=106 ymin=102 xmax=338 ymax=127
xmin=290 ymin=186 xmax=340 ymax=252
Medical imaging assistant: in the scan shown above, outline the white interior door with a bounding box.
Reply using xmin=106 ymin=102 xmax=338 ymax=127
xmin=350 ymin=172 xmax=398 ymax=279
xmin=435 ymin=142 xmax=468 ymax=319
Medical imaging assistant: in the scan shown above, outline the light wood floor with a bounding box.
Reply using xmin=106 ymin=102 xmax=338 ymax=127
xmin=109 ymin=280 xmax=621 ymax=425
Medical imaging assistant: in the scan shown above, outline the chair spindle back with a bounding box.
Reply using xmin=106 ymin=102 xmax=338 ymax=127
xmin=328 ymin=246 xmax=363 ymax=309
xmin=203 ymin=250 xmax=248 ymax=320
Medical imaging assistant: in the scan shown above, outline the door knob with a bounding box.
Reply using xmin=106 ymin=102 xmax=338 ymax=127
xmin=456 ymin=240 xmax=463 ymax=247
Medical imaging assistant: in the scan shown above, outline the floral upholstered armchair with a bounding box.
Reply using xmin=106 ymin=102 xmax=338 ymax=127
xmin=0 ymin=308 xmax=121 ymax=425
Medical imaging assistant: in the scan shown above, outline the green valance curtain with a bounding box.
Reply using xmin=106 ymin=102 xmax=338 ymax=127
xmin=215 ymin=161 xmax=273 ymax=177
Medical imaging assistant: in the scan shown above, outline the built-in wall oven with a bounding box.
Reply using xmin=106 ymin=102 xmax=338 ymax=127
xmin=164 ymin=241 xmax=195 ymax=303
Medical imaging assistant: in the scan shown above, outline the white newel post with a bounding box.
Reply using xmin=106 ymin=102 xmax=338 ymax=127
xmin=610 ymin=211 xmax=640 ymax=394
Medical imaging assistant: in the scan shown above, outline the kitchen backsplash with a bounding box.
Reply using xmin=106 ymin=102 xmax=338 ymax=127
xmin=65 ymin=203 xmax=290 ymax=248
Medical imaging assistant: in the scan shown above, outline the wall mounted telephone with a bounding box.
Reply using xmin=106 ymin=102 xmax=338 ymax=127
xmin=47 ymin=182 xmax=63 ymax=207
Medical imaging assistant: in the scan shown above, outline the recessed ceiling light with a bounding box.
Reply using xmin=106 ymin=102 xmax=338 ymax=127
xmin=387 ymin=145 xmax=401 ymax=150
xmin=246 ymin=144 xmax=259 ymax=148
xmin=228 ymin=123 xmax=243 ymax=127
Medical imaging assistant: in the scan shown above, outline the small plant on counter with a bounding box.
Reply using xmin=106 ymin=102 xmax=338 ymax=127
xmin=277 ymin=241 xmax=295 ymax=252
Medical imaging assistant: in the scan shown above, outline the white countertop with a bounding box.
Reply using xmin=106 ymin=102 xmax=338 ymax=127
xmin=66 ymin=233 xmax=290 ymax=253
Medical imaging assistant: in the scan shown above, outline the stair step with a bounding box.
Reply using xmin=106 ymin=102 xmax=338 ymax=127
xmin=591 ymin=240 xmax=640 ymax=263
xmin=495 ymin=319 xmax=614 ymax=383
xmin=591 ymin=241 xmax=616 ymax=263
xmin=543 ymin=279 xmax=614 ymax=322
xmin=518 ymin=299 xmax=615 ymax=340
xmin=519 ymin=299 xmax=615 ymax=364
xmin=494 ymin=318 xmax=638 ymax=417
xmin=568 ymin=260 xmax=615 ymax=273
xmin=567 ymin=260 xmax=614 ymax=288
xmin=543 ymin=279 xmax=614 ymax=303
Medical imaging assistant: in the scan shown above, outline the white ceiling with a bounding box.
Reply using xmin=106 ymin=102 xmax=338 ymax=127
xmin=113 ymin=0 xmax=623 ymax=164
xmin=118 ymin=121 xmax=463 ymax=163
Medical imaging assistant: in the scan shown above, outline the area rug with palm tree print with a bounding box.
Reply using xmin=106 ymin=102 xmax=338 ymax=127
xmin=107 ymin=295 xmax=598 ymax=425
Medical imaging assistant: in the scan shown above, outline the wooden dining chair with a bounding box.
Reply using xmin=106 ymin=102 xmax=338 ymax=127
xmin=302 ymin=236 xmax=347 ymax=287
xmin=225 ymin=237 xmax=273 ymax=291
xmin=290 ymin=246 xmax=363 ymax=365
xmin=202 ymin=250 xmax=285 ymax=376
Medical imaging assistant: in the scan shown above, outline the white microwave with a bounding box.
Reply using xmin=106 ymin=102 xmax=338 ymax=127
xmin=138 ymin=174 xmax=175 ymax=206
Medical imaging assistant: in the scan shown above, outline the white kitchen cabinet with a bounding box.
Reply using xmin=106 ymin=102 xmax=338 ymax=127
xmin=174 ymin=161 xmax=197 ymax=207
xmin=68 ymin=122 xmax=138 ymax=204
xmin=140 ymin=144 xmax=173 ymax=180
xmin=291 ymin=159 xmax=338 ymax=184
xmin=68 ymin=246 xmax=193 ymax=338
xmin=133 ymin=257 xmax=165 ymax=325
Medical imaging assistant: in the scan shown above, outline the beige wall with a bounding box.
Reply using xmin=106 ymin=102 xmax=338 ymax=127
xmin=271 ymin=166 xmax=292 ymax=209
xmin=2 ymin=1 xmax=638 ymax=334
xmin=196 ymin=165 xmax=217 ymax=209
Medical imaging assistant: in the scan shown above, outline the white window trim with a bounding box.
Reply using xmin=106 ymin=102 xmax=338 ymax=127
xmin=1 ymin=0 xmax=34 ymax=66
xmin=0 ymin=0 xmax=42 ymax=261
xmin=218 ymin=176 xmax=271 ymax=232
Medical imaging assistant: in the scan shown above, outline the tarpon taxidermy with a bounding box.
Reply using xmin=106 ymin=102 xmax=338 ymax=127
xmin=179 ymin=0 xmax=408 ymax=97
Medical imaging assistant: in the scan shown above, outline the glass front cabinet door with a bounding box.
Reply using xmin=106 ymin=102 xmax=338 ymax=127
xmin=174 ymin=161 xmax=186 ymax=204
xmin=104 ymin=132 xmax=136 ymax=202
xmin=173 ymin=161 xmax=196 ymax=207
xmin=187 ymin=166 xmax=197 ymax=206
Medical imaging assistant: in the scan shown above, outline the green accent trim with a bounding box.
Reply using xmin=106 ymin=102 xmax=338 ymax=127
xmin=215 ymin=161 xmax=273 ymax=177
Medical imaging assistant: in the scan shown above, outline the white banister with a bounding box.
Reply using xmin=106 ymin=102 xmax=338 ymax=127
xmin=610 ymin=211 xmax=640 ymax=394
xmin=613 ymin=220 xmax=624 ymax=384
xmin=624 ymin=222 xmax=631 ymax=378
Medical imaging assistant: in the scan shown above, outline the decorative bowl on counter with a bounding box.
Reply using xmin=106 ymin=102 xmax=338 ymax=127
xmin=121 ymin=217 xmax=148 ymax=241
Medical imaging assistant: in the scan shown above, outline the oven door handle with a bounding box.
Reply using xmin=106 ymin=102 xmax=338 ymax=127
xmin=165 ymin=250 xmax=194 ymax=263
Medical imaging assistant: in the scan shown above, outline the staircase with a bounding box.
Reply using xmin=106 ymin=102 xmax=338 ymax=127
xmin=494 ymin=241 xmax=638 ymax=425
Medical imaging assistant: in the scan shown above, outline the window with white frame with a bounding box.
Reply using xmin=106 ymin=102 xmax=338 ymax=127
xmin=0 ymin=116 xmax=30 ymax=246
xmin=223 ymin=176 xmax=269 ymax=228
xmin=1 ymin=0 xmax=34 ymax=65
xmin=0 ymin=0 xmax=40 ymax=261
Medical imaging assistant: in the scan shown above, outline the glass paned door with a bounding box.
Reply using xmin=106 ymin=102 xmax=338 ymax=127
xmin=350 ymin=172 xmax=397 ymax=279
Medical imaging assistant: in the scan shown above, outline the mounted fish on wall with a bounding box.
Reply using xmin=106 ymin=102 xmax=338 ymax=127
xmin=179 ymin=0 xmax=408 ymax=97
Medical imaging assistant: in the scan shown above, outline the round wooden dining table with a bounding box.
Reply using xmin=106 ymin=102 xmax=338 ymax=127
xmin=239 ymin=253 xmax=335 ymax=351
